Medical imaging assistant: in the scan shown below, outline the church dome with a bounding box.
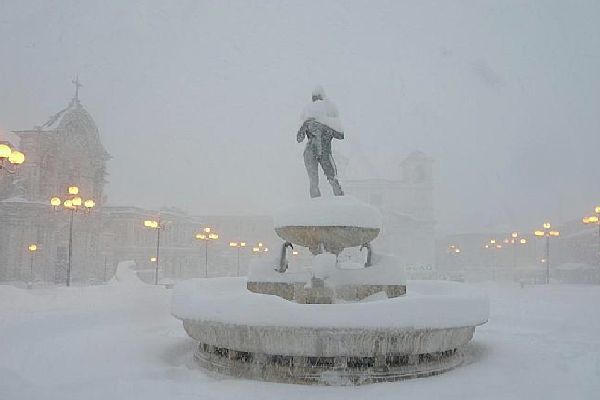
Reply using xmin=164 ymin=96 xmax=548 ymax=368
xmin=57 ymin=100 xmax=98 ymax=135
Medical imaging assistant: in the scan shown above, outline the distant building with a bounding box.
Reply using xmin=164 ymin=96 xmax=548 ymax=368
xmin=0 ymin=85 xmax=275 ymax=284
xmin=344 ymin=151 xmax=436 ymax=270
xmin=0 ymin=87 xmax=109 ymax=283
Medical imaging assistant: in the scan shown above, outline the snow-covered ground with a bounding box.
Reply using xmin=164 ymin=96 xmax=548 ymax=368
xmin=1 ymin=269 xmax=599 ymax=399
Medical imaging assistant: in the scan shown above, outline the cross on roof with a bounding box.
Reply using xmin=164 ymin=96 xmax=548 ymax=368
xmin=72 ymin=75 xmax=83 ymax=101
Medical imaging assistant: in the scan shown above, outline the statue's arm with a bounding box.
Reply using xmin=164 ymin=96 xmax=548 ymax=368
xmin=297 ymin=120 xmax=309 ymax=143
xmin=332 ymin=129 xmax=344 ymax=140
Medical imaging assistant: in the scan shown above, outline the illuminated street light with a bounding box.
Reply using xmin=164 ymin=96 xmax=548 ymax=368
xmin=27 ymin=243 xmax=38 ymax=289
xmin=252 ymin=242 xmax=269 ymax=255
xmin=50 ymin=186 xmax=95 ymax=287
xmin=196 ymin=227 xmax=219 ymax=277
xmin=534 ymin=222 xmax=560 ymax=284
xmin=582 ymin=206 xmax=600 ymax=264
xmin=229 ymin=241 xmax=247 ymax=276
xmin=0 ymin=142 xmax=25 ymax=174
xmin=143 ymin=218 xmax=166 ymax=285
xmin=447 ymin=244 xmax=461 ymax=254
xmin=484 ymin=239 xmax=503 ymax=280
xmin=506 ymin=232 xmax=528 ymax=274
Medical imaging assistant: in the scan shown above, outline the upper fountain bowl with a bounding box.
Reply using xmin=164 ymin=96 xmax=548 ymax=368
xmin=274 ymin=196 xmax=382 ymax=255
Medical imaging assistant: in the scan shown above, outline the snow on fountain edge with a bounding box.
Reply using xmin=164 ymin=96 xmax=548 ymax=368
xmin=172 ymin=278 xmax=489 ymax=330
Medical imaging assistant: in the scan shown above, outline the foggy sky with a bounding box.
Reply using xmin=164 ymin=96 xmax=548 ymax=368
xmin=1 ymin=0 xmax=599 ymax=234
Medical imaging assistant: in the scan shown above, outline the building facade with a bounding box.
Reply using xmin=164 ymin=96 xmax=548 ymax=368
xmin=344 ymin=151 xmax=436 ymax=270
xmin=0 ymin=90 xmax=109 ymax=283
xmin=0 ymin=87 xmax=277 ymax=284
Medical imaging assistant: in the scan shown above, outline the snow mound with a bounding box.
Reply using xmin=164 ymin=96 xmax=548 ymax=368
xmin=274 ymin=196 xmax=382 ymax=229
xmin=172 ymin=278 xmax=489 ymax=330
xmin=110 ymin=260 xmax=145 ymax=286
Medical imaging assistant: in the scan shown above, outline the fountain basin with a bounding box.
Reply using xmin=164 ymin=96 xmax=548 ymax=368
xmin=172 ymin=278 xmax=488 ymax=385
xmin=274 ymin=196 xmax=383 ymax=254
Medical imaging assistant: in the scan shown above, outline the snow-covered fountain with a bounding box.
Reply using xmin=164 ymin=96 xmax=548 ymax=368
xmin=172 ymin=87 xmax=488 ymax=385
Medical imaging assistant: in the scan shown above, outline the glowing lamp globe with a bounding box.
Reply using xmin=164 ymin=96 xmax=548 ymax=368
xmin=50 ymin=197 xmax=61 ymax=207
xmin=0 ymin=144 xmax=11 ymax=159
xmin=8 ymin=150 xmax=24 ymax=165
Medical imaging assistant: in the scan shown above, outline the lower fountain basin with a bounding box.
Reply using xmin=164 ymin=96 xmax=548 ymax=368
xmin=172 ymin=278 xmax=489 ymax=385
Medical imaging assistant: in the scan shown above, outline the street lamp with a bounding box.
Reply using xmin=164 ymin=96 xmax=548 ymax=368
xmin=143 ymin=218 xmax=167 ymax=285
xmin=0 ymin=143 xmax=25 ymax=174
xmin=252 ymin=242 xmax=269 ymax=255
xmin=484 ymin=239 xmax=502 ymax=280
xmin=582 ymin=206 xmax=600 ymax=264
xmin=534 ymin=222 xmax=560 ymax=284
xmin=50 ymin=186 xmax=95 ymax=286
xmin=229 ymin=241 xmax=247 ymax=276
xmin=196 ymin=227 xmax=219 ymax=277
xmin=27 ymin=243 xmax=38 ymax=288
xmin=506 ymin=232 xmax=528 ymax=280
xmin=447 ymin=244 xmax=461 ymax=254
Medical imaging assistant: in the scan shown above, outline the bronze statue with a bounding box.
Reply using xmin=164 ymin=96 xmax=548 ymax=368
xmin=297 ymin=86 xmax=344 ymax=198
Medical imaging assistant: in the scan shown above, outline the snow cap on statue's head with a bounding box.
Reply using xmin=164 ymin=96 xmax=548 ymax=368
xmin=312 ymin=85 xmax=326 ymax=101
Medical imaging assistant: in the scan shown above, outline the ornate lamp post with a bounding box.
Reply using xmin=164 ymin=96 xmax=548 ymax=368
xmin=507 ymin=232 xmax=527 ymax=269
xmin=229 ymin=241 xmax=247 ymax=276
xmin=27 ymin=243 xmax=38 ymax=289
xmin=143 ymin=218 xmax=167 ymax=285
xmin=534 ymin=222 xmax=560 ymax=284
xmin=252 ymin=242 xmax=269 ymax=256
xmin=447 ymin=244 xmax=461 ymax=254
xmin=195 ymin=227 xmax=219 ymax=277
xmin=582 ymin=206 xmax=600 ymax=263
xmin=50 ymin=186 xmax=95 ymax=286
xmin=0 ymin=143 xmax=25 ymax=174
xmin=484 ymin=239 xmax=502 ymax=280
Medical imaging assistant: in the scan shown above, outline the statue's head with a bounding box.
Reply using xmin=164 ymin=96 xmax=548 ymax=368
xmin=312 ymin=85 xmax=326 ymax=102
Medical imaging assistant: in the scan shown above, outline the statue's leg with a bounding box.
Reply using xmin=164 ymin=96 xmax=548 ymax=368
xmin=321 ymin=153 xmax=344 ymax=196
xmin=303 ymin=146 xmax=321 ymax=198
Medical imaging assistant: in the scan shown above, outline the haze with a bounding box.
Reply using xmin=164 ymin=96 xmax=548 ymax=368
xmin=1 ymin=0 xmax=599 ymax=233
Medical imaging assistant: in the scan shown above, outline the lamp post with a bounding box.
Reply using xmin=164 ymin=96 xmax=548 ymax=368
xmin=447 ymin=244 xmax=461 ymax=254
xmin=195 ymin=227 xmax=219 ymax=277
xmin=447 ymin=244 xmax=461 ymax=269
xmin=506 ymin=232 xmax=527 ymax=281
xmin=50 ymin=186 xmax=95 ymax=287
xmin=27 ymin=243 xmax=37 ymax=289
xmin=534 ymin=222 xmax=560 ymax=284
xmin=484 ymin=239 xmax=502 ymax=280
xmin=252 ymin=242 xmax=269 ymax=256
xmin=229 ymin=241 xmax=247 ymax=276
xmin=582 ymin=206 xmax=600 ymax=264
xmin=0 ymin=143 xmax=25 ymax=174
xmin=144 ymin=218 xmax=166 ymax=285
